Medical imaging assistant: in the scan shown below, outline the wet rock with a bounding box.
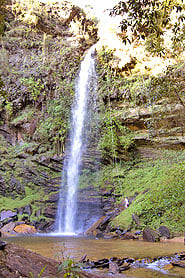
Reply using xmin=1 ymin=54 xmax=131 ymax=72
xmin=94 ymin=258 xmax=109 ymax=268
xmin=43 ymin=206 xmax=57 ymax=219
xmin=79 ymin=254 xmax=87 ymax=263
xmin=97 ymin=215 xmax=113 ymax=231
xmin=9 ymin=176 xmax=25 ymax=195
xmin=0 ymin=241 xmax=7 ymax=250
xmin=143 ymin=227 xmax=160 ymax=242
xmin=46 ymin=193 xmax=59 ymax=203
xmin=178 ymin=252 xmax=185 ymax=260
xmin=158 ymin=226 xmax=171 ymax=239
xmin=23 ymin=204 xmax=33 ymax=216
xmin=14 ymin=224 xmax=37 ymax=234
xmin=103 ymin=232 xmax=118 ymax=239
xmin=95 ymin=231 xmax=104 ymax=238
xmin=172 ymin=260 xmax=185 ymax=268
xmin=34 ymin=218 xmax=54 ymax=232
xmin=85 ymin=216 xmax=106 ymax=236
xmin=125 ymin=258 xmax=135 ymax=264
xmin=0 ymin=210 xmax=17 ymax=221
xmin=135 ymin=230 xmax=142 ymax=235
xmin=16 ymin=207 xmax=24 ymax=215
xmin=119 ymin=262 xmax=130 ymax=271
xmin=0 ymin=222 xmax=16 ymax=233
xmin=121 ymin=232 xmax=139 ymax=240
xmin=109 ymin=260 xmax=119 ymax=274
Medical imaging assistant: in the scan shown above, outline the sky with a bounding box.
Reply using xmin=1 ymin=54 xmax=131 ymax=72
xmin=70 ymin=0 xmax=118 ymax=17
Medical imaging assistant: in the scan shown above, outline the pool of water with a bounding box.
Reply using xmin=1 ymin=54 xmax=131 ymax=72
xmin=6 ymin=235 xmax=185 ymax=278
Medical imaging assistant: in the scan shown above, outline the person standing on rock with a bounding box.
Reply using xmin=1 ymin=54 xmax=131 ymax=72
xmin=124 ymin=197 xmax=129 ymax=208
xmin=120 ymin=197 xmax=129 ymax=210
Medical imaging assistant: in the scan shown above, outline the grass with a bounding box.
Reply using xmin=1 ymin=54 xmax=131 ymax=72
xmin=92 ymin=150 xmax=185 ymax=233
xmin=0 ymin=186 xmax=44 ymax=211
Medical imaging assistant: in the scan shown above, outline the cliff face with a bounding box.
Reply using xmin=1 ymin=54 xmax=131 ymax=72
xmin=0 ymin=0 xmax=184 ymax=235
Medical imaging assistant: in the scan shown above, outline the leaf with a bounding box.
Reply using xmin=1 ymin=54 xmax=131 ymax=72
xmin=38 ymin=265 xmax=47 ymax=278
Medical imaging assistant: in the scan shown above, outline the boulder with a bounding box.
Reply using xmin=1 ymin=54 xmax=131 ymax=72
xmin=121 ymin=232 xmax=139 ymax=240
xmin=0 ymin=222 xmax=16 ymax=233
xmin=0 ymin=210 xmax=17 ymax=221
xmin=143 ymin=227 xmax=160 ymax=242
xmin=158 ymin=226 xmax=171 ymax=239
xmin=109 ymin=261 xmax=119 ymax=274
xmin=172 ymin=260 xmax=185 ymax=268
xmin=14 ymin=224 xmax=37 ymax=234
xmin=34 ymin=218 xmax=54 ymax=232
xmin=84 ymin=216 xmax=106 ymax=236
xmin=94 ymin=258 xmax=109 ymax=268
xmin=119 ymin=262 xmax=130 ymax=271
xmin=103 ymin=232 xmax=118 ymax=239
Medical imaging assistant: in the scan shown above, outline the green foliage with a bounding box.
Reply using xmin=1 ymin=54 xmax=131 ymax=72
xmin=0 ymin=186 xmax=44 ymax=211
xmin=35 ymin=96 xmax=73 ymax=151
xmin=78 ymin=169 xmax=99 ymax=189
xmin=28 ymin=265 xmax=47 ymax=278
xmin=98 ymin=112 xmax=135 ymax=161
xmin=97 ymin=47 xmax=115 ymax=65
xmin=97 ymin=47 xmax=185 ymax=109
xmin=149 ymin=63 xmax=185 ymax=103
xmin=110 ymin=0 xmax=185 ymax=55
xmin=0 ymin=76 xmax=4 ymax=96
xmin=58 ymin=258 xmax=80 ymax=278
xmin=5 ymin=101 xmax=13 ymax=119
xmin=20 ymin=77 xmax=44 ymax=102
xmin=111 ymin=150 xmax=185 ymax=232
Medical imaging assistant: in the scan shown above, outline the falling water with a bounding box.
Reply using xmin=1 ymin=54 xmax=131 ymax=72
xmin=55 ymin=45 xmax=97 ymax=234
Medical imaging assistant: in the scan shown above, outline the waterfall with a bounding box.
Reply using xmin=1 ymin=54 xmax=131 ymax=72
xmin=55 ymin=45 xmax=97 ymax=235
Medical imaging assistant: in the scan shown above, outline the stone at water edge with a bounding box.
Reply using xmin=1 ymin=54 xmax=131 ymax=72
xmin=121 ymin=232 xmax=139 ymax=240
xmin=14 ymin=224 xmax=37 ymax=234
xmin=158 ymin=225 xmax=171 ymax=239
xmin=0 ymin=222 xmax=16 ymax=233
xmin=172 ymin=260 xmax=185 ymax=268
xmin=143 ymin=227 xmax=160 ymax=242
xmin=109 ymin=260 xmax=119 ymax=274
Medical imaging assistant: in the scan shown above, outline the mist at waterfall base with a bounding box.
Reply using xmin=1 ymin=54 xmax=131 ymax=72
xmin=54 ymin=46 xmax=99 ymax=236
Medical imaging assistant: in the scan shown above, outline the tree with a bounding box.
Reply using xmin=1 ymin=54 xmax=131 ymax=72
xmin=110 ymin=0 xmax=185 ymax=56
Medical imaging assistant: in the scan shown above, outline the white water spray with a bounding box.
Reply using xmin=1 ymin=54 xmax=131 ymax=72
xmin=55 ymin=46 xmax=97 ymax=234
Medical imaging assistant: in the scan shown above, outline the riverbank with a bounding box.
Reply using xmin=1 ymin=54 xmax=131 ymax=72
xmin=161 ymin=237 xmax=184 ymax=244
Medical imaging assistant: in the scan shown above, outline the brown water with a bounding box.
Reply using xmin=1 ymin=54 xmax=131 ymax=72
xmin=6 ymin=235 xmax=185 ymax=278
